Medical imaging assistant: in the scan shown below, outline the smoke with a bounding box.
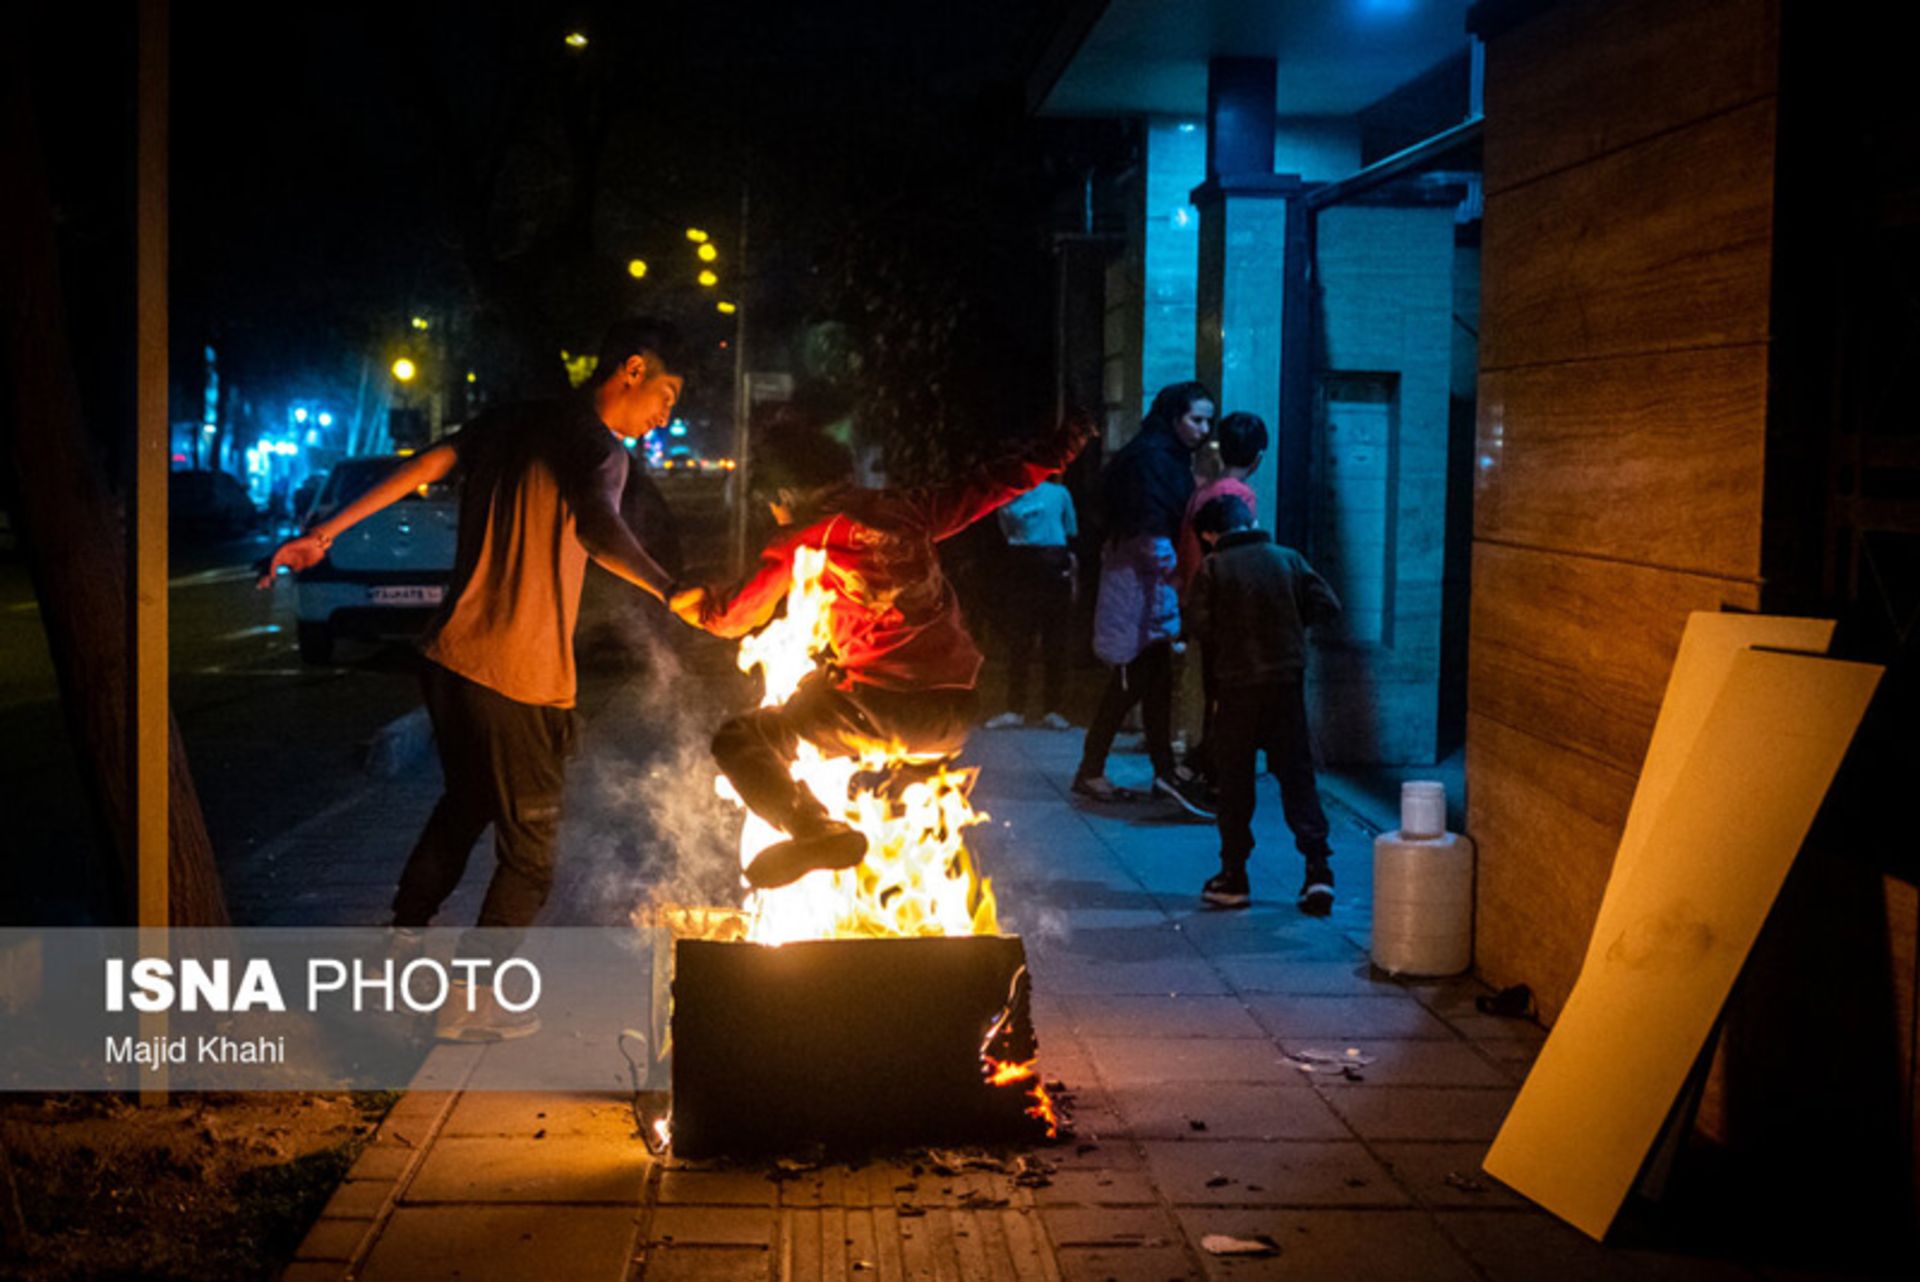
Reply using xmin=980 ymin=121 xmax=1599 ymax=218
xmin=554 ymin=586 xmax=753 ymax=924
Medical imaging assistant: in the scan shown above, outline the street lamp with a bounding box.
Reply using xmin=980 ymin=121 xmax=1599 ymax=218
xmin=685 ymin=227 xmax=709 ymax=244
xmin=696 ymin=242 xmax=718 ymax=262
xmin=410 ymin=316 xmax=429 ymax=331
xmin=697 ymin=269 xmax=718 ymax=288
xmin=627 ymin=258 xmax=648 ymax=279
xmin=391 ymin=357 xmax=417 ymax=383
xmin=716 ymin=300 xmax=737 ymax=315
xmin=564 ymin=31 xmax=588 ymax=50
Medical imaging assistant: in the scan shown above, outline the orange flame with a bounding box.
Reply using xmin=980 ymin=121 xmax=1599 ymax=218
xmin=721 ymin=545 xmax=1000 ymax=945
xmin=980 ymin=1056 xmax=1058 ymax=1137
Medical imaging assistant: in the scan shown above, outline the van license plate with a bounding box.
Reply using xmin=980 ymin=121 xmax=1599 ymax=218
xmin=369 ymin=585 xmax=444 ymax=606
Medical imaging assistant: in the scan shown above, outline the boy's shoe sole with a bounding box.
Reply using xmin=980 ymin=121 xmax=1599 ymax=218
xmin=435 ymin=1010 xmax=543 ymax=1043
xmin=1153 ymin=775 xmax=1217 ymax=819
xmin=1297 ymin=884 xmax=1335 ymax=917
xmin=1202 ymin=887 xmax=1251 ymax=908
xmin=745 ymin=827 xmax=869 ymax=890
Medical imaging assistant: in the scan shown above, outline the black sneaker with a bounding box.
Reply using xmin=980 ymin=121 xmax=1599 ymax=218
xmin=1153 ymin=770 xmax=1217 ymax=819
xmin=1202 ymin=866 xmax=1250 ymax=909
xmin=1297 ymin=858 xmax=1335 ymax=917
xmin=745 ymin=822 xmax=869 ymax=890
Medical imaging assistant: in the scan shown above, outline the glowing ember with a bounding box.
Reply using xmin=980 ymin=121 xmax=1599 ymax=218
xmin=981 ymin=1056 xmax=1059 ymax=1137
xmin=720 ymin=546 xmax=1001 ymax=946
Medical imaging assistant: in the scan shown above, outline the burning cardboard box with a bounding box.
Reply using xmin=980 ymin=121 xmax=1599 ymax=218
xmin=671 ymin=935 xmax=1051 ymax=1156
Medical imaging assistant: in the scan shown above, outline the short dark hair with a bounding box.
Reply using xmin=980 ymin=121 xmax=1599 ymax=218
xmin=593 ymin=317 xmax=686 ymax=384
xmin=1194 ymin=494 xmax=1254 ymax=537
xmin=752 ymin=405 xmax=855 ymax=496
xmin=1214 ymin=412 xmax=1268 ymax=468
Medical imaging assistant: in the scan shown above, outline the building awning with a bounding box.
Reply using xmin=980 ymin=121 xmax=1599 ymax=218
xmin=1032 ymin=0 xmax=1473 ymax=118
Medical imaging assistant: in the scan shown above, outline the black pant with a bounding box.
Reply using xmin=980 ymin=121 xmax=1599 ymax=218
xmin=1214 ymin=677 xmax=1331 ymax=867
xmin=712 ymin=671 xmax=978 ymax=832
xmin=392 ymin=662 xmax=576 ymax=953
xmin=1000 ymin=545 xmax=1073 ymax=718
xmin=1078 ymin=640 xmax=1176 ymax=779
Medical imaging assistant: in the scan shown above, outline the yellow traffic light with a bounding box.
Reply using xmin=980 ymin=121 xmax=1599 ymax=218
xmin=697 ymin=269 xmax=718 ymax=288
xmin=685 ymin=228 xmax=709 ymax=244
xmin=716 ymin=300 xmax=737 ymax=315
xmin=627 ymin=258 xmax=648 ymax=279
xmin=696 ymin=242 xmax=718 ymax=262
xmin=391 ymin=357 xmax=418 ymax=383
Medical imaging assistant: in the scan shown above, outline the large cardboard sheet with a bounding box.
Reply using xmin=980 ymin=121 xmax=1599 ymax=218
xmin=1484 ymin=647 xmax=1881 ymax=1239
xmin=1582 ymin=613 xmax=1836 ymax=974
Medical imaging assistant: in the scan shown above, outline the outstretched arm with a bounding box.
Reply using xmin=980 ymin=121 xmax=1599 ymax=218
xmin=257 ymin=445 xmax=458 ymax=587
xmin=671 ymin=536 xmax=798 ymax=637
xmin=915 ymin=411 xmax=1096 ymax=542
xmin=575 ymin=498 xmax=680 ymax=601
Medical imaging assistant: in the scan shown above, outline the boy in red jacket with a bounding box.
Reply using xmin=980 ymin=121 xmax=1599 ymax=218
xmin=674 ymin=411 xmax=1092 ymax=889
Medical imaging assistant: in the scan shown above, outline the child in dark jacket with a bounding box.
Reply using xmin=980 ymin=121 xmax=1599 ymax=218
xmin=1185 ymin=495 xmax=1342 ymax=914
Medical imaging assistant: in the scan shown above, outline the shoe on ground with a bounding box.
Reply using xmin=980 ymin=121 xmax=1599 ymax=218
xmin=1070 ymin=772 xmax=1138 ymax=802
xmin=745 ymin=822 xmax=869 ymax=889
xmin=1037 ymin=711 xmax=1073 ymax=731
xmin=1297 ymin=858 xmax=1335 ymax=917
xmin=435 ymin=979 xmax=543 ymax=1043
xmin=1154 ymin=770 xmax=1217 ymax=819
xmin=1202 ymin=866 xmax=1250 ymax=909
xmin=984 ymin=711 xmax=1024 ymax=730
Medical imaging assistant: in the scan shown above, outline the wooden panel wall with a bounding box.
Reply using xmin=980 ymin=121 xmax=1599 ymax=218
xmin=1468 ymin=0 xmax=1780 ymax=1023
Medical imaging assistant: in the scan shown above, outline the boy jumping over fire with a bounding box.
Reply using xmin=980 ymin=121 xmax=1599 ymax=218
xmin=672 ymin=410 xmax=1093 ymax=890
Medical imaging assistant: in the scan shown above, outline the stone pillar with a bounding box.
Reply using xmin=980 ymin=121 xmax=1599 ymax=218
xmin=1192 ymin=176 xmax=1302 ymax=538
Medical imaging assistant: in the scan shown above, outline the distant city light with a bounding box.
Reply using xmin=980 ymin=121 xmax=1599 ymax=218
xmin=293 ymin=407 xmax=309 ymax=424
xmin=1177 ymin=122 xmax=1198 ymax=134
xmin=685 ymin=228 xmax=709 ymax=243
xmin=317 ymin=411 xmax=334 ymax=427
xmin=201 ymin=423 xmax=217 ymax=434
xmin=410 ymin=316 xmax=429 ymax=331
xmin=716 ymin=300 xmax=737 ymax=314
xmin=466 ymin=371 xmax=477 ymax=384
xmin=391 ymin=357 xmax=418 ymax=382
xmin=627 ymin=258 xmax=649 ymax=279
xmin=697 ymin=269 xmax=718 ymax=288
xmin=564 ymin=31 xmax=588 ymax=49
xmin=305 ymin=429 xmax=321 ymax=445
xmin=696 ymin=242 xmax=718 ymax=262
xmin=668 ymin=422 xmax=688 ymax=437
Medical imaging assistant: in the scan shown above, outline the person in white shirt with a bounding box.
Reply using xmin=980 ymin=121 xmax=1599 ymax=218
xmin=984 ymin=477 xmax=1078 ymax=729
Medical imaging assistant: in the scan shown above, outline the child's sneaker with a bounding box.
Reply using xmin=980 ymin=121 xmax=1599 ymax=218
xmin=984 ymin=711 xmax=1024 ymax=730
xmin=1201 ymin=865 xmax=1251 ymax=908
xmin=1153 ymin=769 xmax=1217 ymax=819
xmin=1038 ymin=711 xmax=1074 ymax=730
xmin=1297 ymin=856 xmax=1335 ymax=917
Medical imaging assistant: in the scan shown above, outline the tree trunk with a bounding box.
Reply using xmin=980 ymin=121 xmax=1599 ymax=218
xmin=1 ymin=53 xmax=229 ymax=927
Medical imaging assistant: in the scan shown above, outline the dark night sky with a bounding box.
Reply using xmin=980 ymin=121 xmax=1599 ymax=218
xmin=25 ymin=1 xmax=1110 ymax=464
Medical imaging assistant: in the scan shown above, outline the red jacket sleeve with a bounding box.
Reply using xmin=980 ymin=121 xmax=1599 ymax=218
xmin=905 ymin=425 xmax=1091 ymax=543
xmin=701 ymin=528 xmax=804 ymax=638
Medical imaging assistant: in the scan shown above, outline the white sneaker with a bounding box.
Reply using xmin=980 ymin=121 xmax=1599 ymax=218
xmin=984 ymin=712 xmax=1024 ymax=730
xmin=1038 ymin=712 xmax=1073 ymax=730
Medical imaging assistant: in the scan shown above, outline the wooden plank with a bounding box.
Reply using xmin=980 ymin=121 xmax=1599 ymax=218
xmin=1468 ymin=542 xmax=1760 ymax=778
xmin=1484 ymin=0 xmax=1779 ymax=195
xmin=1466 ymin=712 xmax=1638 ymax=1023
xmin=1484 ymin=649 xmax=1881 ymax=1239
xmin=1481 ymin=100 xmax=1776 ymax=372
xmin=1581 ymin=612 xmax=1834 ymax=974
xmin=134 ymin=0 xmax=170 ymax=1108
xmin=1474 ymin=346 xmax=1769 ymax=580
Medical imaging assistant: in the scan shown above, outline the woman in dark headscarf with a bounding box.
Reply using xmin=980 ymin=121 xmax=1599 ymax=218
xmin=1072 ymin=380 xmax=1216 ymax=814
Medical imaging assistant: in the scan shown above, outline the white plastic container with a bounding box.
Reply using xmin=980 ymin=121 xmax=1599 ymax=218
xmin=1371 ymin=782 xmax=1474 ymax=976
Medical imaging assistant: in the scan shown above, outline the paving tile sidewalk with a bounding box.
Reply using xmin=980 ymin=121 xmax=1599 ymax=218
xmin=282 ymin=725 xmax=1764 ymax=1282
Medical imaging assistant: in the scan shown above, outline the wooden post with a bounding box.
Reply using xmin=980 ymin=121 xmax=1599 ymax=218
xmin=135 ymin=0 xmax=170 ymax=1105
